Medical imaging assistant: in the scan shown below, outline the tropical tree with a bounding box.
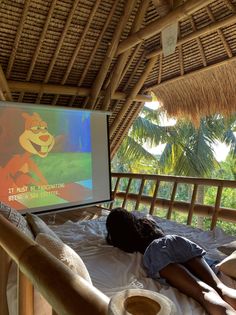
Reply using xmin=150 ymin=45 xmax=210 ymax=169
xmin=112 ymin=105 xmax=236 ymax=179
xmin=112 ymin=104 xmax=236 ymax=228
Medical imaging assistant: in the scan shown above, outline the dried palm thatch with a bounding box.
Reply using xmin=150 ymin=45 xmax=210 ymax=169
xmin=0 ymin=0 xmax=236 ymax=156
xmin=152 ymin=60 xmax=236 ymax=125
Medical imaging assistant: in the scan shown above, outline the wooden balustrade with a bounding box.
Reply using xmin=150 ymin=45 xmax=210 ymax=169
xmin=110 ymin=172 xmax=236 ymax=229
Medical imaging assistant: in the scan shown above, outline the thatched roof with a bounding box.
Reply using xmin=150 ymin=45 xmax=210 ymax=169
xmin=0 ymin=0 xmax=236 ymax=156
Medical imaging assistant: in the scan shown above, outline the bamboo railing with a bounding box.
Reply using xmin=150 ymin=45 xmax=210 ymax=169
xmin=110 ymin=172 xmax=236 ymax=229
xmin=0 ymin=215 xmax=109 ymax=315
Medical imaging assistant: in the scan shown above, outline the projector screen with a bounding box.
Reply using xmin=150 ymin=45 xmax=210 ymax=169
xmin=0 ymin=101 xmax=112 ymax=214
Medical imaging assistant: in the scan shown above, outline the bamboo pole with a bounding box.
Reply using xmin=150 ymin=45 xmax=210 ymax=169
xmin=110 ymin=101 xmax=145 ymax=157
xmin=187 ymin=184 xmax=198 ymax=225
xmin=110 ymin=56 xmax=158 ymax=137
xmin=89 ymin=0 xmax=138 ymax=109
xmin=7 ymin=80 xmax=152 ymax=102
xmin=18 ymin=270 xmax=33 ymax=315
xmin=0 ymin=246 xmax=11 ymax=315
xmin=69 ymin=0 xmax=120 ymax=107
xmin=116 ymin=0 xmax=216 ymax=55
xmin=36 ymin=0 xmax=80 ymax=103
xmin=0 ymin=216 xmax=109 ymax=315
xmin=189 ymin=16 xmax=207 ymax=67
xmin=6 ymin=0 xmax=31 ymax=78
xmin=206 ymin=6 xmax=233 ymax=58
xmin=146 ymin=13 xmax=236 ymax=59
xmin=102 ymin=0 xmax=149 ymax=111
xmin=0 ymin=66 xmax=13 ymax=101
xmin=52 ymin=0 xmax=103 ymax=106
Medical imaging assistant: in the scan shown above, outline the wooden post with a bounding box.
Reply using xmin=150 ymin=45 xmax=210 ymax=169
xmin=187 ymin=184 xmax=198 ymax=225
xmin=18 ymin=270 xmax=33 ymax=315
xmin=167 ymin=182 xmax=178 ymax=219
xmin=0 ymin=246 xmax=11 ymax=315
xmin=211 ymin=186 xmax=223 ymax=230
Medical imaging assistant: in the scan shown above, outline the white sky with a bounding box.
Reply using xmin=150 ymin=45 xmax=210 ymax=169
xmin=144 ymin=101 xmax=230 ymax=162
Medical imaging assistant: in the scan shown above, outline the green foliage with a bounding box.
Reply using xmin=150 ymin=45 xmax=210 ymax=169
xmin=111 ymin=105 xmax=236 ymax=235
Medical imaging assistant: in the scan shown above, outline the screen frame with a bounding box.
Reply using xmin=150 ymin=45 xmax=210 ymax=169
xmin=0 ymin=101 xmax=112 ymax=214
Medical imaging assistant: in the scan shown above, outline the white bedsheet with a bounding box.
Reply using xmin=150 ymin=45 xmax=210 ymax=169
xmin=51 ymin=211 xmax=236 ymax=315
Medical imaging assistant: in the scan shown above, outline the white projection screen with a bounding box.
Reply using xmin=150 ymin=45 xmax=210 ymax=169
xmin=0 ymin=101 xmax=112 ymax=214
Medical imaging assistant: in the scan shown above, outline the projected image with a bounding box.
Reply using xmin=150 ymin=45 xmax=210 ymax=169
xmin=0 ymin=105 xmax=93 ymax=212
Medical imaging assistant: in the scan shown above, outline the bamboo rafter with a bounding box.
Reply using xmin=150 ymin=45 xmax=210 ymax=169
xmin=89 ymin=0 xmax=138 ymax=110
xmin=68 ymin=0 xmax=120 ymax=107
xmin=36 ymin=0 xmax=80 ymax=104
xmin=124 ymin=51 xmax=146 ymax=92
xmin=157 ymin=53 xmax=163 ymax=84
xmin=7 ymin=80 xmax=152 ymax=103
xmin=0 ymin=66 xmax=12 ymax=101
xmin=52 ymin=0 xmax=102 ymax=105
xmin=223 ymin=0 xmax=236 ymax=12
xmin=189 ymin=16 xmax=207 ymax=67
xmin=146 ymin=13 xmax=236 ymax=59
xmin=206 ymin=6 xmax=233 ymax=58
xmin=116 ymin=0 xmax=216 ymax=55
xmin=18 ymin=0 xmax=58 ymax=103
xmin=110 ymin=55 xmax=158 ymax=137
xmin=110 ymin=100 xmax=144 ymax=157
xmin=6 ymin=0 xmax=31 ymax=78
xmin=102 ymin=0 xmax=149 ymax=111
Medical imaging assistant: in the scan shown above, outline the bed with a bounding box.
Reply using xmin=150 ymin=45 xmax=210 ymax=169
xmin=1 ymin=204 xmax=236 ymax=315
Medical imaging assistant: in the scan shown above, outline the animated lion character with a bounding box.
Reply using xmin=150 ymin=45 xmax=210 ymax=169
xmin=0 ymin=112 xmax=55 ymax=192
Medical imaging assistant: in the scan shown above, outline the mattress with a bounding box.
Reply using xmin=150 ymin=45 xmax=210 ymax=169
xmin=50 ymin=210 xmax=236 ymax=315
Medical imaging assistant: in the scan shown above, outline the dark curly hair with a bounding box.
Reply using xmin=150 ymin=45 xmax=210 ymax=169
xmin=106 ymin=208 xmax=165 ymax=254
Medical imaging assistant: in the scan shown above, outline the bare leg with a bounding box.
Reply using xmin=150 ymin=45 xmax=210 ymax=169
xmin=184 ymin=257 xmax=236 ymax=310
xmin=159 ymin=263 xmax=236 ymax=315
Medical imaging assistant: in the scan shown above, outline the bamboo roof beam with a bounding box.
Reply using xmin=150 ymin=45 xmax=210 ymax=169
xmin=18 ymin=0 xmax=57 ymax=102
xmin=189 ymin=16 xmax=207 ymax=66
xmin=36 ymin=0 xmax=80 ymax=103
xmin=223 ymin=0 xmax=236 ymax=12
xmin=116 ymin=0 xmax=216 ymax=55
xmin=110 ymin=56 xmax=158 ymax=137
xmin=0 ymin=66 xmax=12 ymax=101
xmin=157 ymin=54 xmax=163 ymax=84
xmin=146 ymin=13 xmax=236 ymax=59
xmin=88 ymin=0 xmax=138 ymax=109
xmin=102 ymin=0 xmax=149 ymax=111
xmin=110 ymin=101 xmax=144 ymax=157
xmin=206 ymin=6 xmax=233 ymax=58
xmin=7 ymin=80 xmax=152 ymax=103
xmin=146 ymin=54 xmax=236 ymax=91
xmin=178 ymin=45 xmax=184 ymax=76
xmin=68 ymin=0 xmax=120 ymax=107
xmin=6 ymin=0 xmax=31 ymax=78
xmin=124 ymin=51 xmax=146 ymax=91
xmin=52 ymin=0 xmax=102 ymax=105
xmin=118 ymin=43 xmax=142 ymax=87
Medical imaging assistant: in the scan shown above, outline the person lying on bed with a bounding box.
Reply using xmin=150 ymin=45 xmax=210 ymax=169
xmin=106 ymin=208 xmax=236 ymax=315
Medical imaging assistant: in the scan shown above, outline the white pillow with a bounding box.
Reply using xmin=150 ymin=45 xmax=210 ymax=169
xmin=36 ymin=233 xmax=92 ymax=284
xmin=216 ymin=250 xmax=236 ymax=279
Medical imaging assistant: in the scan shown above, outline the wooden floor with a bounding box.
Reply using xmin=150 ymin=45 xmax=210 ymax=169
xmin=38 ymin=205 xmax=108 ymax=225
